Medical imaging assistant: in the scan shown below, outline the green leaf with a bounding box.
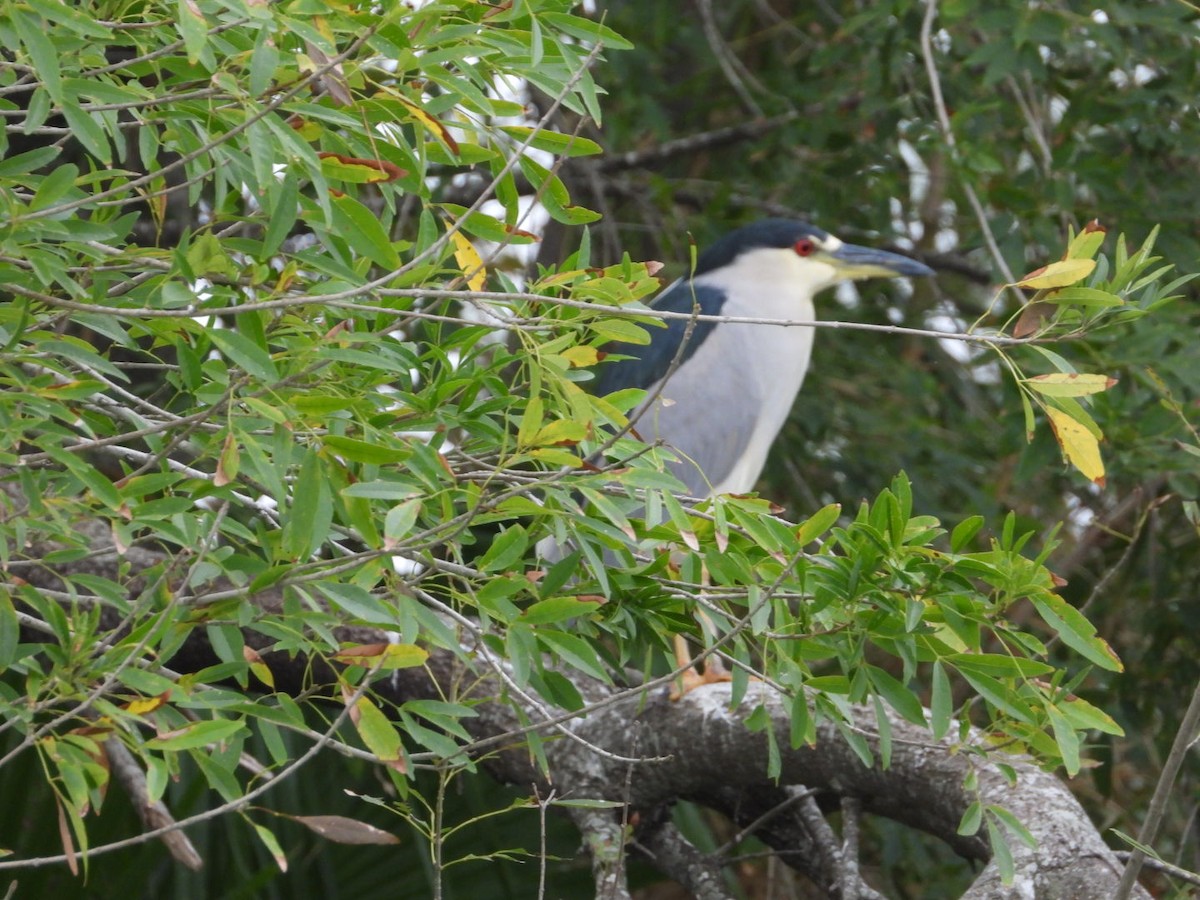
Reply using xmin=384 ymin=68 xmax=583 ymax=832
xmin=986 ymin=818 xmax=1015 ymax=884
xmin=383 ymin=499 xmax=422 ymax=545
xmin=542 ymin=12 xmax=634 ymax=49
xmin=328 ymin=194 xmax=402 ymax=270
xmin=61 ymin=105 xmax=112 ymax=164
xmin=478 ymin=525 xmax=530 ymax=573
xmin=1030 ymin=593 xmax=1122 ymax=672
xmin=31 ymin=165 xmax=80 ymax=210
xmin=499 ymin=126 xmax=603 ymax=158
xmin=262 ymin=174 xmax=299 ymax=257
xmin=948 ymin=653 xmax=1054 ymax=679
xmin=177 ymin=0 xmax=209 ymax=64
xmin=343 ymin=480 xmax=421 ymax=500
xmin=317 ymin=583 xmax=395 ymax=627
xmin=322 ymin=434 xmax=411 ymax=465
xmin=0 ymin=593 xmax=19 ymax=668
xmin=1058 ymin=695 xmax=1124 ymax=736
xmin=986 ymin=804 xmax=1038 ymax=849
xmin=796 ymin=503 xmax=841 ymax=545
xmin=957 ymin=800 xmax=983 ymax=836
xmin=207 ymin=328 xmax=279 ymax=381
xmin=520 ymin=596 xmax=602 ymax=626
xmin=517 ymin=155 xmax=600 ymax=225
xmin=955 ymin=669 xmax=1035 ymax=723
xmin=26 ymin=0 xmax=111 ymax=37
xmin=249 ymin=821 xmax=289 ymax=871
xmin=873 ymin=695 xmax=893 ymax=769
xmin=0 ymin=146 xmax=60 ymax=177
xmin=950 ymin=515 xmax=984 ymax=552
xmin=12 ymin=9 xmax=63 ymax=104
xmin=282 ymin=450 xmax=332 ymax=560
xmin=866 ymin=666 xmax=926 ymax=726
xmin=536 ymin=630 xmax=611 ymax=683
xmin=790 ymin=693 xmax=815 ymax=748
xmin=930 ymin=661 xmax=952 ymax=740
xmin=145 ymin=718 xmax=246 ymax=751
xmin=1046 ymin=704 xmax=1080 ymax=776
xmin=1041 ymin=286 xmax=1123 ymax=307
xmin=351 ymin=695 xmax=406 ymax=766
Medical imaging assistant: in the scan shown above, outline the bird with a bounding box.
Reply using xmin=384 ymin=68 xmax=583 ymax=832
xmin=590 ymin=219 xmax=935 ymax=693
xmin=593 ymin=219 xmax=935 ymax=499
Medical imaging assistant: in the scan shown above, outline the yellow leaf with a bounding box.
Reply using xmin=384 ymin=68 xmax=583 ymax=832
xmin=532 ymin=418 xmax=587 ymax=446
xmin=1045 ymin=407 xmax=1106 ymax=485
xmin=1025 ymin=373 xmax=1117 ymax=398
xmin=449 ymin=230 xmax=486 ymax=291
xmin=561 ymin=345 xmax=601 ymax=367
xmin=1017 ymin=258 xmax=1096 ymax=290
xmin=388 ymin=91 xmax=460 ymax=154
xmin=124 ymin=694 xmax=168 ymax=716
xmin=1065 ymin=220 xmax=1106 ymax=260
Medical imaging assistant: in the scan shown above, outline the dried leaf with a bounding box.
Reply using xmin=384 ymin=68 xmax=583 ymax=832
xmin=242 ymin=645 xmax=275 ymax=688
xmin=392 ymin=93 xmax=460 ymax=154
xmin=332 ymin=643 xmax=428 ymax=669
xmin=1013 ymin=301 xmax=1054 ymax=338
xmin=290 ymin=814 xmax=401 ymax=845
xmin=214 ymin=431 xmax=239 ymax=486
xmin=316 ymin=151 xmax=406 ymax=183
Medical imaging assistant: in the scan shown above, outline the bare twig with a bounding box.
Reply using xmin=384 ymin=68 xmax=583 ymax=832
xmin=1114 ymin=674 xmax=1200 ymax=898
xmin=1114 ymin=851 xmax=1200 ymax=890
xmin=598 ymin=111 xmax=804 ymax=173
xmin=696 ymin=0 xmax=767 ymax=117
xmin=919 ymin=0 xmax=1022 ymax=307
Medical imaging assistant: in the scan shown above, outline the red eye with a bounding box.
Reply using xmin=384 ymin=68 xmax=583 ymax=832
xmin=794 ymin=238 xmax=816 ymax=257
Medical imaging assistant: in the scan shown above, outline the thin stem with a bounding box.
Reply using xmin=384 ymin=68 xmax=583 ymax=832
xmin=1114 ymin=675 xmax=1200 ymax=898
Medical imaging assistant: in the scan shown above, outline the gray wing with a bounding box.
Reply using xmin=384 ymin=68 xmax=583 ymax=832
xmin=631 ymin=325 xmax=762 ymax=497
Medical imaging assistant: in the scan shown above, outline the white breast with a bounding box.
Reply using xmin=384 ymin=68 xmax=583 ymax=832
xmin=647 ymin=247 xmax=829 ymax=496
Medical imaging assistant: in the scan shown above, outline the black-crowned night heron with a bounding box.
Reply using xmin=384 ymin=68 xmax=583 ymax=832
xmin=595 ymin=219 xmax=935 ymax=498
xmin=592 ymin=220 xmax=934 ymax=692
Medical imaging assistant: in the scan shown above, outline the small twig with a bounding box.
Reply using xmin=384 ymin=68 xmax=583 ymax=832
xmin=714 ymin=787 xmax=817 ymax=856
xmin=1114 ymin=674 xmax=1200 ymax=898
xmin=1113 ymin=851 xmax=1200 ymax=890
xmin=533 ymin=786 xmax=556 ymax=900
xmin=696 ymin=0 xmax=767 ymax=117
xmin=919 ymin=0 xmax=1022 ymax=309
xmin=598 ymin=112 xmax=803 ymax=173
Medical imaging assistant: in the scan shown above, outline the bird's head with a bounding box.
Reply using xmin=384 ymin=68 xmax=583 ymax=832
xmin=694 ymin=219 xmax=934 ymax=301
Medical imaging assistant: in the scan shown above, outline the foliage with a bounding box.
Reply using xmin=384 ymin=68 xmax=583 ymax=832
xmin=0 ymin=0 xmax=1196 ymax=897
xmin=590 ymin=0 xmax=1200 ymax=890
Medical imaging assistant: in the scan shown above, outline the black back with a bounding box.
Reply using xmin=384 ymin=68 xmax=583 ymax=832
xmin=592 ymin=280 xmax=726 ymax=394
xmin=593 ymin=220 xmax=825 ymax=394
